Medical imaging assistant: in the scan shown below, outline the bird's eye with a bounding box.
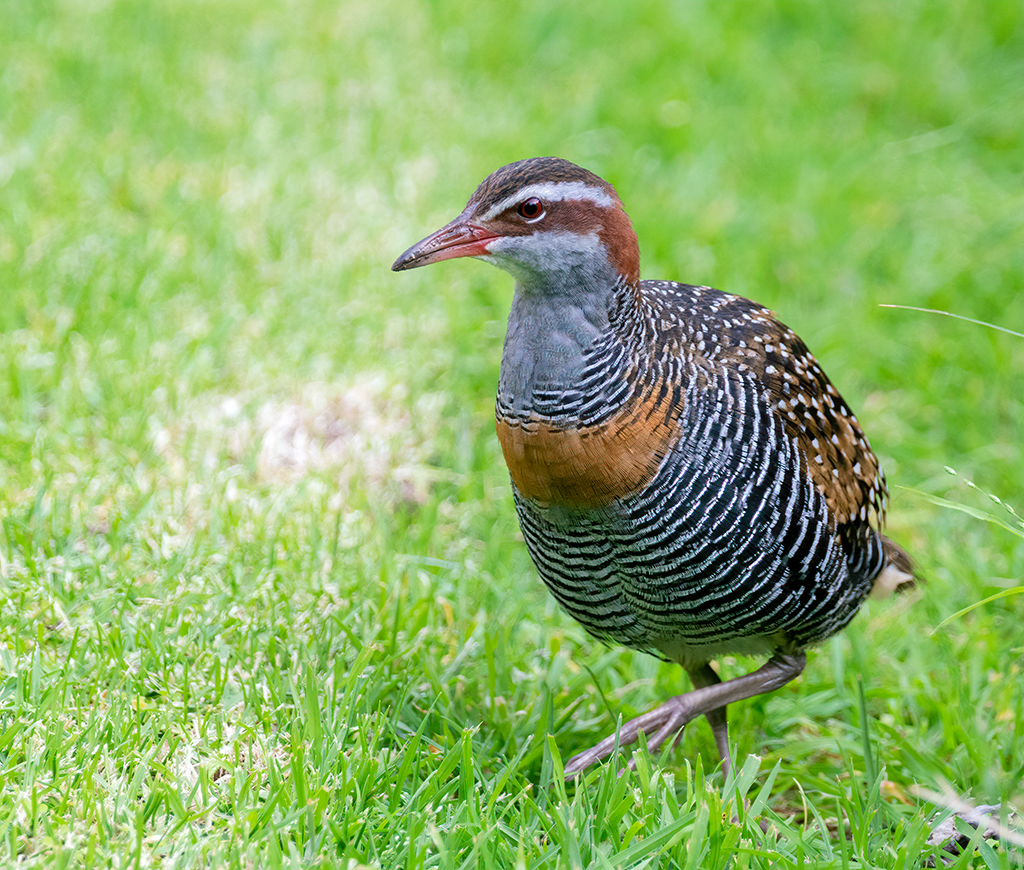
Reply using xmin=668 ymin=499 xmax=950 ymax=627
xmin=517 ymin=198 xmax=544 ymax=221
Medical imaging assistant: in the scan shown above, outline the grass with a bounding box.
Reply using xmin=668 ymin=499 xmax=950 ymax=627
xmin=1 ymin=1 xmax=1022 ymax=866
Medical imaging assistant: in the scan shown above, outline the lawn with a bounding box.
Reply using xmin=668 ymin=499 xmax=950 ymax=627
xmin=1 ymin=1 xmax=1022 ymax=867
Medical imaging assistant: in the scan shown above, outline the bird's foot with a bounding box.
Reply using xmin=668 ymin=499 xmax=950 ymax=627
xmin=561 ymin=651 xmax=806 ymax=781
xmin=563 ymin=693 xmax=699 ymax=779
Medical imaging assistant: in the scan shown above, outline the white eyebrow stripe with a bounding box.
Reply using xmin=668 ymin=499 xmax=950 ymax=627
xmin=478 ymin=181 xmax=614 ymax=221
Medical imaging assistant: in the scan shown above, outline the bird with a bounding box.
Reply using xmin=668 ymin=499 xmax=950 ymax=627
xmin=392 ymin=156 xmax=914 ymax=780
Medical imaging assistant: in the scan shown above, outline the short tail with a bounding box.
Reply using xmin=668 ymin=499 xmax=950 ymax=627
xmin=868 ymin=535 xmax=918 ymax=600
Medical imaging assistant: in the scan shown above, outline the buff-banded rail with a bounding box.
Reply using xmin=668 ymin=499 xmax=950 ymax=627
xmin=393 ymin=157 xmax=914 ymax=779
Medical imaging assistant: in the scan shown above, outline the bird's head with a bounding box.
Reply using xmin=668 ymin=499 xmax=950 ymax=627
xmin=392 ymin=157 xmax=640 ymax=291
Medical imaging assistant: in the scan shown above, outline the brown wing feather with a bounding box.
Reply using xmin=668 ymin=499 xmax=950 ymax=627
xmin=713 ymin=297 xmax=887 ymax=530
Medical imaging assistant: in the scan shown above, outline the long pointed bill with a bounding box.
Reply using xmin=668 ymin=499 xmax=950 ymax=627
xmin=391 ymin=212 xmax=500 ymax=271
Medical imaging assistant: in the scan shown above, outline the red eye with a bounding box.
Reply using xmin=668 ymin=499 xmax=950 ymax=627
xmin=517 ymin=198 xmax=544 ymax=220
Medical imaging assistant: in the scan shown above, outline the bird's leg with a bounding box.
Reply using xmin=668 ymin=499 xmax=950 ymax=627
xmin=563 ymin=651 xmax=806 ymax=779
xmin=685 ymin=662 xmax=732 ymax=780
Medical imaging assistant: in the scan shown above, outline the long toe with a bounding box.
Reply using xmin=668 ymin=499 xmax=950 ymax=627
xmin=563 ymin=695 xmax=698 ymax=778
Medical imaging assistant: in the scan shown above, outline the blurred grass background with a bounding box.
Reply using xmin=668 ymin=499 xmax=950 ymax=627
xmin=1 ymin=1 xmax=1022 ymax=867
